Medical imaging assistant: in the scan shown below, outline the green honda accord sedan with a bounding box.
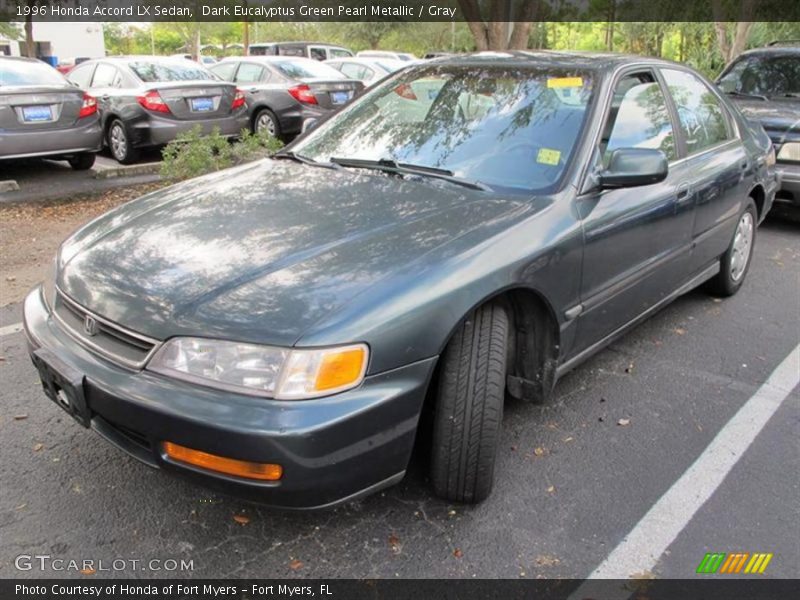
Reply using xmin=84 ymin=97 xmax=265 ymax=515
xmin=24 ymin=52 xmax=777 ymax=508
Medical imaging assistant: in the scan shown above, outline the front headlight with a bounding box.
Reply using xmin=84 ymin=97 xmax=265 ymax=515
xmin=147 ymin=338 xmax=368 ymax=400
xmin=777 ymin=142 xmax=800 ymax=162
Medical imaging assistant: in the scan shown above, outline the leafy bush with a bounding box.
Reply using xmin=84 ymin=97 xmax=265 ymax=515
xmin=160 ymin=126 xmax=283 ymax=181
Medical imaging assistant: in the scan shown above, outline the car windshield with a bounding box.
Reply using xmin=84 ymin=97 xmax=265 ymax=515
xmin=130 ymin=61 xmax=216 ymax=83
xmin=718 ymin=54 xmax=800 ymax=98
xmin=377 ymin=60 xmax=405 ymax=73
xmin=0 ymin=60 xmax=66 ymax=86
xmin=274 ymin=59 xmax=344 ymax=80
xmin=293 ymin=65 xmax=595 ymax=194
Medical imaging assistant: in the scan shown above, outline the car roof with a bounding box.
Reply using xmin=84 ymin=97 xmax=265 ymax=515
xmin=0 ymin=55 xmax=43 ymax=64
xmin=423 ymin=50 xmax=682 ymax=72
xmin=735 ymin=45 xmax=800 ymax=58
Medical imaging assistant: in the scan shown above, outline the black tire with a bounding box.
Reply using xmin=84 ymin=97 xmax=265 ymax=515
xmin=107 ymin=119 xmax=138 ymax=164
xmin=431 ymin=303 xmax=508 ymax=503
xmin=68 ymin=152 xmax=95 ymax=171
xmin=253 ymin=108 xmax=280 ymax=138
xmin=706 ymin=198 xmax=757 ymax=297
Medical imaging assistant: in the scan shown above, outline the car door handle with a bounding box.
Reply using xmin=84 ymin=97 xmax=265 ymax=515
xmin=676 ymin=183 xmax=693 ymax=207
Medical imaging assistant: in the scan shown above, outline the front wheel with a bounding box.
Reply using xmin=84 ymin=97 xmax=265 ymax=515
xmin=707 ymin=198 xmax=757 ymax=297
xmin=430 ymin=303 xmax=508 ymax=504
xmin=68 ymin=152 xmax=95 ymax=171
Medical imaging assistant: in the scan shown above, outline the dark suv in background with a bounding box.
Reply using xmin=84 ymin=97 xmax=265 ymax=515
xmin=717 ymin=42 xmax=800 ymax=208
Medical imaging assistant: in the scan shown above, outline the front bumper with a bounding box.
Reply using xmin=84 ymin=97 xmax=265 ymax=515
xmin=775 ymin=161 xmax=800 ymax=206
xmin=23 ymin=285 xmax=436 ymax=509
xmin=133 ymin=111 xmax=250 ymax=148
xmin=0 ymin=118 xmax=102 ymax=160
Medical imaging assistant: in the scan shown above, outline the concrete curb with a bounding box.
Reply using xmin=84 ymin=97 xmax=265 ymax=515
xmin=91 ymin=162 xmax=161 ymax=180
xmin=0 ymin=180 xmax=20 ymax=193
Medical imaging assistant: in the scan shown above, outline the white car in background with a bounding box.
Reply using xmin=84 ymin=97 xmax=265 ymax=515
xmin=356 ymin=50 xmax=417 ymax=63
xmin=324 ymin=57 xmax=406 ymax=87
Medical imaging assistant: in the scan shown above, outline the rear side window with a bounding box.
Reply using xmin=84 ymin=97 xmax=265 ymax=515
xmin=602 ymin=74 xmax=677 ymax=164
xmin=0 ymin=59 xmax=66 ymax=86
xmin=211 ymin=62 xmax=237 ymax=81
xmin=662 ymin=68 xmax=731 ymax=155
xmin=91 ymin=63 xmax=119 ymax=88
xmin=330 ymin=48 xmax=353 ymax=59
xmin=130 ymin=61 xmax=216 ymax=83
xmin=340 ymin=63 xmax=373 ymax=81
xmin=309 ymin=47 xmax=327 ymax=61
xmin=67 ymin=64 xmax=95 ymax=89
xmin=235 ymin=63 xmax=264 ymax=83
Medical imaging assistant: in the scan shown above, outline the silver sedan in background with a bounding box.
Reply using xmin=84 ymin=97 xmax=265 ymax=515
xmin=67 ymin=57 xmax=249 ymax=163
xmin=0 ymin=56 xmax=102 ymax=170
xmin=324 ymin=57 xmax=406 ymax=87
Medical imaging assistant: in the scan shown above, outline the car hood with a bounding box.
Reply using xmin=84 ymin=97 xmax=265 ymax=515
xmin=729 ymin=97 xmax=800 ymax=144
xmin=58 ymin=159 xmax=531 ymax=346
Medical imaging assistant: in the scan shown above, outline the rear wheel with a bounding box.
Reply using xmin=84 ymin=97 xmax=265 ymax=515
xmin=67 ymin=152 xmax=95 ymax=171
xmin=107 ymin=119 xmax=138 ymax=164
xmin=253 ymin=108 xmax=280 ymax=138
xmin=707 ymin=198 xmax=757 ymax=297
xmin=430 ymin=303 xmax=508 ymax=504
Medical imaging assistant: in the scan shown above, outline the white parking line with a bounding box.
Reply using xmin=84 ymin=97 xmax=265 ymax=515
xmin=0 ymin=322 xmax=23 ymax=337
xmin=571 ymin=343 xmax=800 ymax=594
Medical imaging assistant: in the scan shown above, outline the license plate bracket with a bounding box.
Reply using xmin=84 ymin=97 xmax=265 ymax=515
xmin=22 ymin=105 xmax=53 ymax=122
xmin=32 ymin=348 xmax=91 ymax=428
xmin=190 ymin=97 xmax=214 ymax=112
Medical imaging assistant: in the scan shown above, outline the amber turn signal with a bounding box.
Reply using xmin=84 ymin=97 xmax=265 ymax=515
xmin=162 ymin=442 xmax=282 ymax=481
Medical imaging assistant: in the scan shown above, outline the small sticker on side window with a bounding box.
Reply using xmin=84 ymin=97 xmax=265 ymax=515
xmin=537 ymin=148 xmax=562 ymax=166
xmin=547 ymin=77 xmax=584 ymax=89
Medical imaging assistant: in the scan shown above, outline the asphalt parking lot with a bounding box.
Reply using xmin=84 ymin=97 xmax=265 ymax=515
xmin=0 ymin=152 xmax=161 ymax=204
xmin=0 ymin=215 xmax=797 ymax=580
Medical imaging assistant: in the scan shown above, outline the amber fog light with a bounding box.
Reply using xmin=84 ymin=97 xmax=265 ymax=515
xmin=162 ymin=442 xmax=282 ymax=481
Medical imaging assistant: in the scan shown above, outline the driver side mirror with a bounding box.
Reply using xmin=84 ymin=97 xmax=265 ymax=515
xmin=599 ymin=148 xmax=668 ymax=189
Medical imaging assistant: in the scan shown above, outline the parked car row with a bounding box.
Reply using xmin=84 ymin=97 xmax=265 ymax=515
xmin=0 ymin=54 xmax=363 ymax=167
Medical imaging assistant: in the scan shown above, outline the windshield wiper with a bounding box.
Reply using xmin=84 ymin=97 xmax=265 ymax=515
xmin=329 ymin=157 xmax=492 ymax=192
xmin=273 ymin=150 xmax=339 ymax=169
xmin=725 ymin=90 xmax=768 ymax=101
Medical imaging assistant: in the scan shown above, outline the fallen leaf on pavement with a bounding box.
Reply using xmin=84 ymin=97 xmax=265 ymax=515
xmin=80 ymin=567 xmax=96 ymax=575
xmin=289 ymin=559 xmax=303 ymax=571
xmin=453 ymin=548 xmax=463 ymax=558
xmin=14 ymin=414 xmax=28 ymax=420
xmin=533 ymin=447 xmax=546 ymax=457
xmin=546 ymin=485 xmax=556 ymax=493
xmin=33 ymin=443 xmax=43 ymax=451
xmin=562 ymin=436 xmax=573 ymax=443
xmin=618 ymin=418 xmax=631 ymax=427
xmin=232 ymin=514 xmax=250 ymax=525
xmin=388 ymin=534 xmax=401 ymax=553
xmin=673 ymin=328 xmax=687 ymax=335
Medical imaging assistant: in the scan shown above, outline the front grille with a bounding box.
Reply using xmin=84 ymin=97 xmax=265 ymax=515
xmin=53 ymin=289 xmax=160 ymax=369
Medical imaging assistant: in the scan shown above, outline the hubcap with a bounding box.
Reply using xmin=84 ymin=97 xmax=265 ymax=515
xmin=110 ymin=124 xmax=127 ymax=160
xmin=257 ymin=114 xmax=276 ymax=136
xmin=730 ymin=211 xmax=754 ymax=282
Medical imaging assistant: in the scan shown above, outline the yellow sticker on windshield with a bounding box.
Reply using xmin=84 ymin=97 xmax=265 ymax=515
xmin=547 ymin=77 xmax=584 ymax=88
xmin=537 ymin=148 xmax=561 ymax=166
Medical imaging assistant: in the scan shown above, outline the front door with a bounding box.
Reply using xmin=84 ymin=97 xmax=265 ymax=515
xmin=573 ymin=70 xmax=693 ymax=354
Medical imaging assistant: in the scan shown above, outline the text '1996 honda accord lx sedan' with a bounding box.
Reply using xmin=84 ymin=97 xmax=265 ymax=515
xmin=24 ymin=52 xmax=777 ymax=509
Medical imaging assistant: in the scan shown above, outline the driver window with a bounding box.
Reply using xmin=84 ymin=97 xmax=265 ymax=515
xmin=601 ymin=73 xmax=677 ymax=167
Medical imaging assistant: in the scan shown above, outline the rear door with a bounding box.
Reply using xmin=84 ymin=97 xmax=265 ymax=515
xmin=659 ymin=68 xmax=748 ymax=273
xmin=575 ymin=69 xmax=694 ymax=353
